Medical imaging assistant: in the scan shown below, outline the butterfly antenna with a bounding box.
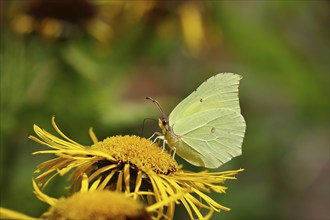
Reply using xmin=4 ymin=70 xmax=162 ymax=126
xmin=146 ymin=97 xmax=166 ymax=119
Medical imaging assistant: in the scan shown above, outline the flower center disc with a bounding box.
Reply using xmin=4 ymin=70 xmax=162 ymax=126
xmin=91 ymin=135 xmax=178 ymax=174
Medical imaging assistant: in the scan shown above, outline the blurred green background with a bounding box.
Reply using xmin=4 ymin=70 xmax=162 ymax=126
xmin=1 ymin=1 xmax=329 ymax=219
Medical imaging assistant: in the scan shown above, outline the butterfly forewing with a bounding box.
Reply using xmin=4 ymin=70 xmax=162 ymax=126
xmin=169 ymin=73 xmax=242 ymax=124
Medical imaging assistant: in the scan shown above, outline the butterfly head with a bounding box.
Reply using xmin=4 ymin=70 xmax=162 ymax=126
xmin=158 ymin=116 xmax=170 ymax=131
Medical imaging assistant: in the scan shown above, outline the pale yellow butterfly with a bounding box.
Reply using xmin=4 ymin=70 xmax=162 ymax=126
xmin=147 ymin=73 xmax=246 ymax=168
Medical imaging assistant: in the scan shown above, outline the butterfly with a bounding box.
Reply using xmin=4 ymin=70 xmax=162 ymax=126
xmin=147 ymin=73 xmax=246 ymax=168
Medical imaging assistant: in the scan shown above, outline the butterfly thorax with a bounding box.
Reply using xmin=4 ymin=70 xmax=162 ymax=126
xmin=158 ymin=118 xmax=181 ymax=148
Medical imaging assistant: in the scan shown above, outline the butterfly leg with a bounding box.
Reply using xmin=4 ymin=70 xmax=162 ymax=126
xmin=148 ymin=132 xmax=160 ymax=140
xmin=148 ymin=132 xmax=164 ymax=146
xmin=147 ymin=132 xmax=168 ymax=154
xmin=150 ymin=135 xmax=164 ymax=146
xmin=153 ymin=136 xmax=166 ymax=154
xmin=160 ymin=139 xmax=167 ymax=154
xmin=152 ymin=136 xmax=167 ymax=154
xmin=150 ymin=135 xmax=168 ymax=154
xmin=171 ymin=147 xmax=177 ymax=160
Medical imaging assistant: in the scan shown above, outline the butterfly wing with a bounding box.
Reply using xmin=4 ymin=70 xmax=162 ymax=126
xmin=173 ymin=108 xmax=245 ymax=168
xmin=168 ymin=73 xmax=245 ymax=168
xmin=169 ymin=73 xmax=242 ymax=124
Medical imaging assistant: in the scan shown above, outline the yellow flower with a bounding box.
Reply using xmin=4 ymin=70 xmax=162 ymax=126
xmin=30 ymin=117 xmax=243 ymax=219
xmin=0 ymin=207 xmax=39 ymax=220
xmin=0 ymin=174 xmax=152 ymax=220
xmin=39 ymin=175 xmax=152 ymax=220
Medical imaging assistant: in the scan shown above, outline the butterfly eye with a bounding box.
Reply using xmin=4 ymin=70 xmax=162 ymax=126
xmin=161 ymin=118 xmax=168 ymax=126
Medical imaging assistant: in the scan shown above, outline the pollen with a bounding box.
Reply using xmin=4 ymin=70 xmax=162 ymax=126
xmin=91 ymin=135 xmax=178 ymax=174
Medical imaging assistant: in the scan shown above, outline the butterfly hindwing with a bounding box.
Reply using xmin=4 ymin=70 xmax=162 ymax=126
xmin=173 ymin=108 xmax=245 ymax=168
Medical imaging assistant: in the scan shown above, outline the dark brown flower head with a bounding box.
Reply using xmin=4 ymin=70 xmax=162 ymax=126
xmin=26 ymin=0 xmax=96 ymax=25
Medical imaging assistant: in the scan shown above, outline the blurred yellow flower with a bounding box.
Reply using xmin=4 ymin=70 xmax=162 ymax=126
xmin=9 ymin=1 xmax=221 ymax=55
xmin=0 ymin=174 xmax=151 ymax=220
xmin=29 ymin=117 xmax=243 ymax=219
xmin=10 ymin=0 xmax=98 ymax=40
xmin=38 ymin=175 xmax=152 ymax=220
